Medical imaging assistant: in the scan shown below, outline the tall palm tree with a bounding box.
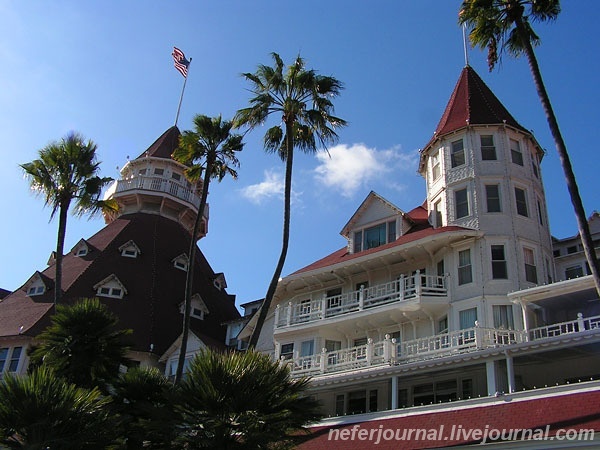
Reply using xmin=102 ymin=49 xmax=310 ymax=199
xmin=0 ymin=366 xmax=114 ymax=449
xmin=171 ymin=115 xmax=244 ymax=384
xmin=235 ymin=53 xmax=347 ymax=347
xmin=21 ymin=132 xmax=116 ymax=307
xmin=30 ymin=297 xmax=131 ymax=390
xmin=175 ymin=349 xmax=322 ymax=449
xmin=459 ymin=0 xmax=600 ymax=296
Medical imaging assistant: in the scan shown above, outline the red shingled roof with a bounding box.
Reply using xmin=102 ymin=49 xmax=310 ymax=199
xmin=296 ymin=389 xmax=600 ymax=449
xmin=135 ymin=126 xmax=181 ymax=160
xmin=433 ymin=66 xmax=528 ymax=139
xmin=0 ymin=213 xmax=239 ymax=356
xmin=291 ymin=225 xmax=469 ymax=276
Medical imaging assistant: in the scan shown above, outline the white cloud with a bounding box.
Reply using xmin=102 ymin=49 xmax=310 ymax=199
xmin=240 ymin=169 xmax=285 ymax=204
xmin=313 ymin=143 xmax=418 ymax=197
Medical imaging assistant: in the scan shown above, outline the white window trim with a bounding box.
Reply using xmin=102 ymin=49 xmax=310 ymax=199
xmin=72 ymin=239 xmax=91 ymax=257
xmin=172 ymin=253 xmax=189 ymax=272
xmin=118 ymin=240 xmax=141 ymax=258
xmin=24 ymin=272 xmax=47 ymax=297
xmin=93 ymin=274 xmax=127 ymax=299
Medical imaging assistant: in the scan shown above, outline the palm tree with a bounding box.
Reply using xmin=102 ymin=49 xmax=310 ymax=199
xmin=175 ymin=349 xmax=322 ymax=449
xmin=111 ymin=367 xmax=179 ymax=449
xmin=459 ymin=0 xmax=600 ymax=296
xmin=21 ymin=132 xmax=116 ymax=307
xmin=171 ymin=115 xmax=244 ymax=384
xmin=0 ymin=366 xmax=114 ymax=449
xmin=235 ymin=53 xmax=347 ymax=348
xmin=30 ymin=297 xmax=131 ymax=390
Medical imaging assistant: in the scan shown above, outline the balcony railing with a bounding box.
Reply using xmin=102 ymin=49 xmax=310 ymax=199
xmin=275 ymin=272 xmax=447 ymax=329
xmin=112 ymin=176 xmax=201 ymax=209
xmin=283 ymin=313 xmax=600 ymax=377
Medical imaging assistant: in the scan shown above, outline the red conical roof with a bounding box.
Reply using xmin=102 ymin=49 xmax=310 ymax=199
xmin=135 ymin=126 xmax=181 ymax=160
xmin=433 ymin=65 xmax=528 ymax=137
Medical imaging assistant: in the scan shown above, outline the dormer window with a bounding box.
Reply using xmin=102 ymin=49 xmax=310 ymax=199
xmin=72 ymin=239 xmax=91 ymax=257
xmin=24 ymin=272 xmax=48 ymax=297
xmin=173 ymin=254 xmax=189 ymax=272
xmin=119 ymin=240 xmax=141 ymax=258
xmin=353 ymin=220 xmax=397 ymax=253
xmin=94 ymin=275 xmax=127 ymax=299
xmin=180 ymin=294 xmax=209 ymax=320
xmin=213 ymin=273 xmax=227 ymax=291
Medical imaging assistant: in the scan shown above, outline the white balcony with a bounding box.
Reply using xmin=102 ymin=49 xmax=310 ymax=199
xmin=283 ymin=313 xmax=600 ymax=378
xmin=111 ymin=176 xmax=201 ymax=209
xmin=275 ymin=272 xmax=447 ymax=329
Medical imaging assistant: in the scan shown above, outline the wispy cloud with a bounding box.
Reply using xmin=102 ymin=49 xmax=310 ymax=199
xmin=313 ymin=143 xmax=418 ymax=198
xmin=240 ymin=169 xmax=285 ymax=204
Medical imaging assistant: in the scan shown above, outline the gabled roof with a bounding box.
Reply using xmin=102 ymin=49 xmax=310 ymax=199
xmin=135 ymin=126 xmax=181 ymax=160
xmin=420 ymin=66 xmax=532 ymax=171
xmin=340 ymin=191 xmax=410 ymax=238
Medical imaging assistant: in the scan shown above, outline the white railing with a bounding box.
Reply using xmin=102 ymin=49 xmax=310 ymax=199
xmin=113 ymin=176 xmax=201 ymax=209
xmin=275 ymin=272 xmax=447 ymax=328
xmin=283 ymin=313 xmax=600 ymax=377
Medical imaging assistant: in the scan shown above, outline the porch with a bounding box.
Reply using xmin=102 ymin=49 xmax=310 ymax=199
xmin=274 ymin=272 xmax=447 ymax=329
xmin=284 ymin=313 xmax=600 ymax=378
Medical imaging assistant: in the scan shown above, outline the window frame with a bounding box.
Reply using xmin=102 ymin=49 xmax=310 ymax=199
xmin=480 ymin=135 xmax=497 ymax=160
xmin=458 ymin=249 xmax=473 ymax=285
xmin=491 ymin=244 xmax=508 ymax=279
xmin=523 ymin=247 xmax=538 ymax=284
xmin=451 ymin=139 xmax=465 ymax=168
xmin=515 ymin=187 xmax=529 ymax=217
xmin=455 ymin=188 xmax=469 ymax=219
xmin=510 ymin=139 xmax=524 ymax=166
xmin=431 ymin=150 xmax=441 ymax=180
xmin=485 ymin=184 xmax=502 ymax=213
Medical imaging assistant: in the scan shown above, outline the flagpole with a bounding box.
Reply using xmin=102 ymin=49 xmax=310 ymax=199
xmin=174 ymin=57 xmax=192 ymax=127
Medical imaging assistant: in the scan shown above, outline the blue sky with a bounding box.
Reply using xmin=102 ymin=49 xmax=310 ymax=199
xmin=1 ymin=1 xmax=598 ymax=308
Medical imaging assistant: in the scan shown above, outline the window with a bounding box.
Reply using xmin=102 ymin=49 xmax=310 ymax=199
xmin=553 ymin=249 xmax=561 ymax=257
xmin=434 ymin=200 xmax=443 ymax=227
xmin=515 ymin=188 xmax=528 ymax=217
xmin=485 ymin=184 xmax=501 ymax=213
xmin=532 ymin=160 xmax=539 ymax=178
xmin=431 ymin=150 xmax=441 ymax=180
xmin=119 ymin=240 xmax=141 ymax=258
xmin=326 ymin=288 xmax=342 ymax=311
xmin=348 ymin=390 xmax=367 ymax=415
xmin=138 ymin=169 xmax=147 ymax=176
xmin=438 ymin=316 xmax=448 ymax=333
xmin=459 ymin=307 xmax=478 ymax=329
xmin=493 ymin=305 xmax=514 ymax=329
xmin=76 ymin=248 xmax=88 ymax=257
xmin=480 ymin=135 xmax=496 ymax=160
xmin=353 ymin=231 xmax=362 ymax=253
xmin=8 ymin=347 xmax=22 ymax=372
xmin=94 ymin=275 xmax=126 ymax=299
xmin=451 ymin=139 xmax=465 ymax=168
xmin=458 ymin=249 xmax=473 ymax=285
xmin=171 ymin=172 xmax=182 ymax=181
xmin=364 ymin=223 xmax=386 ymax=250
xmin=153 ymin=168 xmax=164 ymax=175
xmin=565 ymin=265 xmax=584 ymax=280
xmin=0 ymin=347 xmax=22 ymax=375
xmin=455 ymin=188 xmax=469 ymax=219
xmin=369 ymin=390 xmax=378 ymax=412
xmin=28 ymin=285 xmax=44 ymax=296
xmin=388 ymin=220 xmax=396 ymax=243
xmin=335 ymin=394 xmax=345 ymax=416
xmin=537 ymin=199 xmax=544 ymax=226
xmin=510 ymin=139 xmax=523 ymax=166
xmin=280 ymin=343 xmax=294 ymax=360
xmin=566 ymin=245 xmax=578 ymax=254
xmin=173 ymin=254 xmax=189 ymax=271
xmin=523 ymin=247 xmax=538 ymax=283
xmin=491 ymin=245 xmax=508 ymax=279
xmin=300 ymin=340 xmax=314 ymax=357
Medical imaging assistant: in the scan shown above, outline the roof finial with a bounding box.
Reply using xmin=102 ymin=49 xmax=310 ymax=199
xmin=462 ymin=24 xmax=470 ymax=66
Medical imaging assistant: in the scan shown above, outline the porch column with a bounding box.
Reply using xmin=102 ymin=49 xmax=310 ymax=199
xmin=486 ymin=360 xmax=497 ymax=396
xmin=321 ymin=294 xmax=327 ymax=320
xmin=286 ymin=302 xmax=293 ymax=326
xmin=359 ymin=285 xmax=365 ymax=310
xmin=391 ymin=375 xmax=399 ymax=410
xmin=274 ymin=304 xmax=280 ymax=327
xmin=505 ymin=353 xmax=515 ymax=393
xmin=519 ymin=300 xmax=530 ymax=342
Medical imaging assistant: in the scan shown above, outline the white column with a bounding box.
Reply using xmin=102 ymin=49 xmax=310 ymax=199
xmin=486 ymin=360 xmax=497 ymax=396
xmin=506 ymin=354 xmax=515 ymax=393
xmin=391 ymin=375 xmax=399 ymax=410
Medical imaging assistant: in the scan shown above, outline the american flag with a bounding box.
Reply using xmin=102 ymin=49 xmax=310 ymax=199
xmin=172 ymin=47 xmax=190 ymax=78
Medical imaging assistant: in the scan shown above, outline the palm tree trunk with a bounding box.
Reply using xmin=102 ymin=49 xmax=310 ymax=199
xmin=174 ymin=158 xmax=213 ymax=384
xmin=54 ymin=202 xmax=69 ymax=310
xmin=249 ymin=122 xmax=294 ymax=348
xmin=515 ymin=16 xmax=600 ymax=296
